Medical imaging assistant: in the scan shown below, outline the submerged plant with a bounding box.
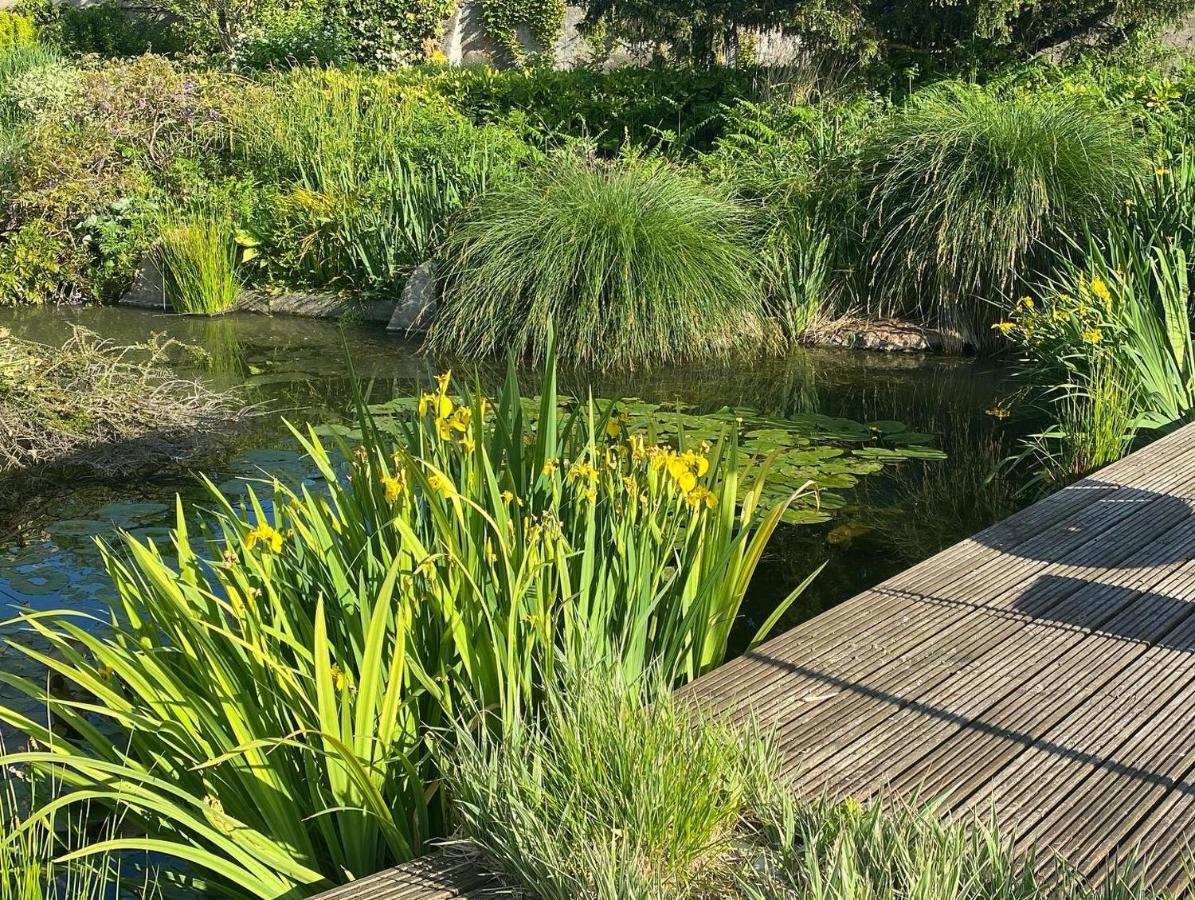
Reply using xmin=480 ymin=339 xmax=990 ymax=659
xmin=859 ymin=83 xmax=1142 ymax=346
xmin=429 ymin=153 xmax=774 ymax=368
xmin=155 ymin=212 xmax=240 ymax=315
xmin=0 ymin=335 xmax=819 ymax=896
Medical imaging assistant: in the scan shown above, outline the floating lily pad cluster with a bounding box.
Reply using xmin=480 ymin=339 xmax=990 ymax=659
xmin=357 ymin=394 xmax=947 ymax=526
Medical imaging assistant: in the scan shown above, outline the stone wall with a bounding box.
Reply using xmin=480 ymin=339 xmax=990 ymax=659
xmin=438 ymin=0 xmax=801 ymax=68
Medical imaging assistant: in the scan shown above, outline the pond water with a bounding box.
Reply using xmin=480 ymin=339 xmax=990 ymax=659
xmin=0 ymin=306 xmax=1034 ymax=657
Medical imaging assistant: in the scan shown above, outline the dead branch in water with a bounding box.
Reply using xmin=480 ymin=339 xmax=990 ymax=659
xmin=0 ymin=325 xmax=253 ymax=479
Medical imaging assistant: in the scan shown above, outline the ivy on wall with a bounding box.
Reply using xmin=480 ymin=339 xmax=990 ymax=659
xmin=479 ymin=0 xmax=565 ymax=63
xmin=334 ymin=0 xmax=455 ymax=65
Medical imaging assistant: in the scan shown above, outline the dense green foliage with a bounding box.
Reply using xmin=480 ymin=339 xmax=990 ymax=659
xmin=858 ymin=82 xmax=1142 ymax=345
xmin=0 ymin=343 xmax=817 ymax=895
xmin=430 ymin=154 xmax=772 ymax=367
xmin=449 ymin=674 xmax=780 ymax=898
xmin=232 ymin=69 xmax=525 ymax=294
xmin=579 ymin=0 xmax=1193 ymax=74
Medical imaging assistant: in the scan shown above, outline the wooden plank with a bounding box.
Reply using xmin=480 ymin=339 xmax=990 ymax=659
xmin=693 ymin=448 xmax=1195 ymax=739
xmin=309 ymin=857 xmax=496 ymax=900
xmin=787 ymin=510 xmax=1195 ymax=798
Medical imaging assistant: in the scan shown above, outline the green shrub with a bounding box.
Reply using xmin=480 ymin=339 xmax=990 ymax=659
xmin=229 ymin=3 xmax=350 ymax=68
xmin=233 ymin=69 xmax=526 ymax=294
xmin=49 ymin=3 xmax=181 ymax=57
xmin=391 ymin=64 xmax=763 ymax=154
xmin=701 ymin=94 xmax=877 ymax=338
xmin=156 ymin=212 xmax=241 ymax=314
xmin=430 ymin=154 xmax=773 ymax=368
xmin=859 ymin=82 xmax=1143 ymax=346
xmin=327 ymin=0 xmax=452 ymax=66
xmin=0 ymin=220 xmax=83 ymax=305
xmin=0 ymin=11 xmax=34 ymax=50
xmin=0 ymin=340 xmax=817 ymax=895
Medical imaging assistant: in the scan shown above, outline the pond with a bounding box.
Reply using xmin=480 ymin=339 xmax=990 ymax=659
xmin=0 ymin=306 xmax=1034 ymax=658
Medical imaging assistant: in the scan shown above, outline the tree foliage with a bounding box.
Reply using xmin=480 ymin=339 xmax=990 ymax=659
xmin=581 ymin=0 xmax=1195 ymax=70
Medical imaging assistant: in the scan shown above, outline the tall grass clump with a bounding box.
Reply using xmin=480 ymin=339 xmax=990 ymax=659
xmin=429 ymin=154 xmax=773 ymax=368
xmin=233 ymin=69 xmax=526 ymax=294
xmin=0 ymin=336 xmax=817 ymax=896
xmin=701 ymin=95 xmax=875 ymax=340
xmin=859 ymin=83 xmax=1142 ymax=346
xmin=448 ymin=673 xmax=779 ymax=899
xmin=0 ymin=764 xmax=161 ymax=899
xmin=155 ymin=212 xmax=240 ymax=314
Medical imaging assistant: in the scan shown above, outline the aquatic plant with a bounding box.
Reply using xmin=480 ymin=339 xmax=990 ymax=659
xmin=1006 ymin=147 xmax=1195 ymax=484
xmin=0 ymin=335 xmax=819 ymax=896
xmin=0 ymin=761 xmax=162 ymax=900
xmin=428 ymin=153 xmax=773 ymax=368
xmin=155 ymin=212 xmax=240 ymax=315
xmin=859 ymin=83 xmax=1142 ymax=346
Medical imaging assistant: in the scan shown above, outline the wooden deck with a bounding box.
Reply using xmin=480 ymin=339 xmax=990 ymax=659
xmin=317 ymin=422 xmax=1195 ymax=898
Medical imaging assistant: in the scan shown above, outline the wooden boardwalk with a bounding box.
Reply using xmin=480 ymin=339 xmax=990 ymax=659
xmin=317 ymin=422 xmax=1195 ymax=898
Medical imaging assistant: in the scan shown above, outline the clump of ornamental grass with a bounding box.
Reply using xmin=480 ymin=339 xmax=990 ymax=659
xmin=746 ymin=793 xmax=1158 ymax=900
xmin=859 ymin=83 xmax=1143 ymax=347
xmin=0 ymin=334 xmax=818 ymax=897
xmin=429 ymin=154 xmax=774 ymax=368
xmin=155 ymin=212 xmax=240 ymax=314
xmin=0 ymin=326 xmax=248 ymax=481
xmin=446 ymin=673 xmax=778 ymax=900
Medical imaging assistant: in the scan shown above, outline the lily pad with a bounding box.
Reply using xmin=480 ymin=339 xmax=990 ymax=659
xmin=47 ymin=519 xmax=110 ymax=539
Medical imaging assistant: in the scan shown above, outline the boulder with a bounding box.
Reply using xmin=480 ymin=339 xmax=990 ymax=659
xmin=388 ymin=262 xmax=439 ymax=334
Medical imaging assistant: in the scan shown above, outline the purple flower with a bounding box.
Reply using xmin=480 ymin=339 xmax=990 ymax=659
xmin=206 ymin=108 xmax=220 ymax=122
xmin=98 ymin=100 xmax=112 ymax=114
xmin=182 ymin=79 xmax=197 ymax=95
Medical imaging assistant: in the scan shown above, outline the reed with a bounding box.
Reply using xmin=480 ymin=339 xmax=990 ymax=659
xmin=156 ymin=212 xmax=240 ymax=315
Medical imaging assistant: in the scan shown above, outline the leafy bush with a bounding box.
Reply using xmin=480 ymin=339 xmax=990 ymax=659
xmin=229 ymin=3 xmax=350 ymax=68
xmin=0 ymin=42 xmax=75 ymax=122
xmin=0 ymin=340 xmax=816 ymax=895
xmin=327 ymin=0 xmax=452 ymax=66
xmin=156 ymin=212 xmax=241 ymax=314
xmin=859 ymin=82 xmax=1143 ymax=346
xmin=0 ymin=11 xmax=34 ymax=50
xmin=393 ymin=64 xmax=763 ymax=154
xmin=31 ymin=1 xmax=182 ymax=58
xmin=233 ymin=69 xmax=526 ymax=293
xmin=0 ymin=56 xmax=236 ymax=303
xmin=430 ymin=154 xmax=773 ymax=367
